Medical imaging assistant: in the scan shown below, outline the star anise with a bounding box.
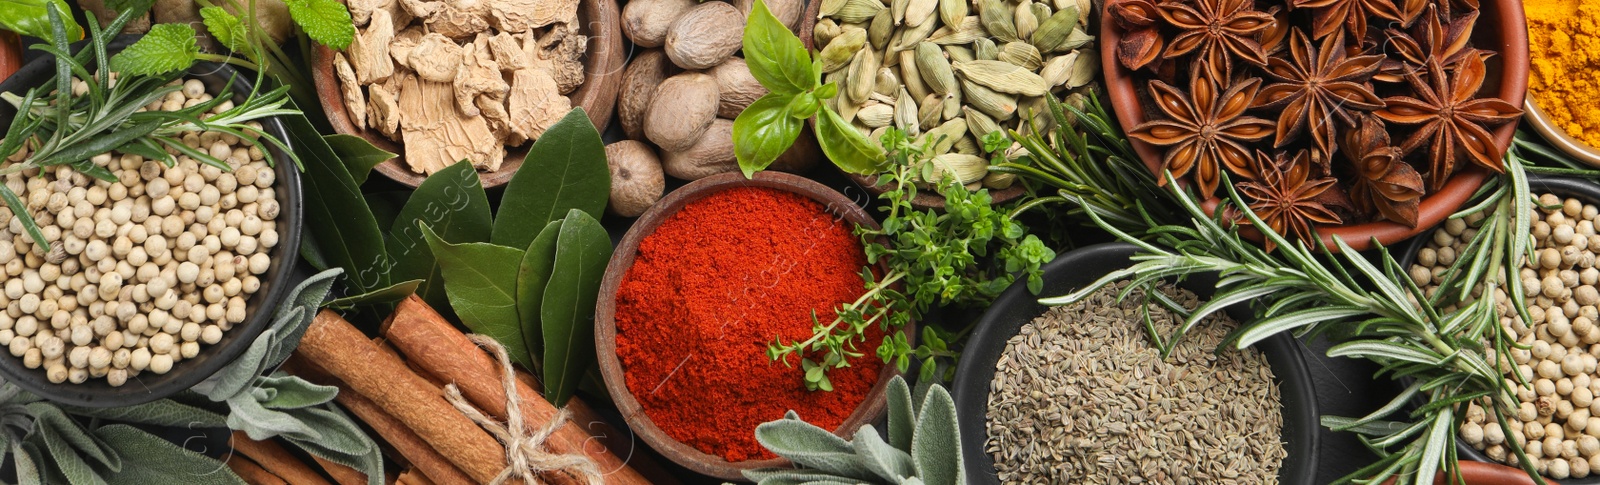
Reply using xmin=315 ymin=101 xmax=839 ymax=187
xmin=1374 ymin=55 xmax=1522 ymax=190
xmin=1290 ymin=0 xmax=1405 ymax=41
xmin=1254 ymin=29 xmax=1384 ymax=167
xmin=1238 ymin=150 xmax=1342 ymax=252
xmin=1129 ymin=69 xmax=1275 ymax=196
xmin=1342 ymin=115 xmax=1425 ymax=226
xmin=1258 ymin=7 xmax=1291 ymax=56
xmin=1157 ymin=0 xmax=1272 ymax=81
xmin=1374 ymin=5 xmax=1483 ymax=83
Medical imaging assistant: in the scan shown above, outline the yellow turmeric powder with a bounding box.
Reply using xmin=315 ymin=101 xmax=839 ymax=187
xmin=1527 ymin=0 xmax=1600 ymax=147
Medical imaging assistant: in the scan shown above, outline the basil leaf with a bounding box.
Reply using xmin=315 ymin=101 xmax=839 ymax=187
xmin=815 ymin=106 xmax=887 ymax=174
xmin=734 ymin=93 xmax=803 ymax=177
xmin=741 ymin=0 xmax=815 ymax=95
xmin=324 ymin=133 xmax=395 ymax=186
xmin=109 ymin=23 xmax=199 ymax=75
xmin=540 ymin=210 xmax=611 ymax=406
xmin=96 ymin=425 xmax=245 ymax=485
xmin=515 ymin=221 xmax=562 ymax=365
xmin=0 ymin=0 xmax=82 ymax=41
xmin=492 ymin=108 xmax=609 ymax=251
xmin=421 ymin=224 xmax=534 ymax=370
xmin=284 ymin=106 xmax=390 ymax=294
xmin=387 ymin=161 xmax=492 ymax=316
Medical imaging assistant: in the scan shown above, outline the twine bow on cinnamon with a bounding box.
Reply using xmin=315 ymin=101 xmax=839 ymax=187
xmin=443 ymin=335 xmax=603 ymax=485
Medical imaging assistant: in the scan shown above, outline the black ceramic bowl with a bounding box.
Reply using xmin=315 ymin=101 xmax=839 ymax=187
xmin=1399 ymin=175 xmax=1600 ymax=484
xmin=951 ymin=242 xmax=1320 ymax=484
xmin=0 ymin=36 xmax=303 ymax=407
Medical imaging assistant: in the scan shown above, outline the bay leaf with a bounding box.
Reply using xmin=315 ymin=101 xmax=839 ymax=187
xmin=491 ymin=108 xmax=610 ymax=251
xmin=283 ymin=105 xmax=389 ymax=294
xmin=515 ymin=221 xmax=562 ymax=366
xmin=323 ymin=133 xmax=396 ymax=186
xmin=540 ymin=210 xmax=611 ymax=406
xmin=421 ymin=224 xmax=533 ymax=369
xmin=386 ymin=161 xmax=492 ymax=316
xmin=322 ymin=279 xmax=423 ymax=310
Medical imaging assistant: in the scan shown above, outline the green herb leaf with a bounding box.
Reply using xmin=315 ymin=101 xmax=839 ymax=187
xmin=284 ymin=107 xmax=390 ymax=294
xmin=515 ymin=221 xmax=562 ymax=364
xmin=257 ymin=374 xmax=339 ymax=410
xmin=734 ymin=93 xmax=803 ymax=177
xmin=853 ymin=424 xmax=915 ymax=482
xmin=110 ymin=24 xmax=199 ymax=75
xmin=283 ymin=0 xmax=355 ymax=49
xmin=35 ymin=423 xmax=106 ymax=485
xmin=323 ymin=279 xmax=423 ymax=310
xmin=886 ymin=376 xmax=914 ymax=450
xmin=492 ymin=108 xmax=609 ymax=250
xmin=0 ymin=182 xmax=47 ymax=250
xmin=910 ymin=384 xmax=961 ymax=485
xmin=0 ymin=0 xmax=82 ymax=41
xmin=422 ymin=224 xmax=534 ymax=369
xmin=815 ymin=106 xmax=886 ymax=174
xmin=387 ymin=160 xmax=493 ymax=316
xmin=57 ymin=400 xmax=226 ymax=428
xmin=96 ymin=425 xmax=245 ymax=485
xmin=741 ymin=0 xmax=815 ymax=95
xmin=540 ymin=210 xmax=611 ymax=406
xmin=752 ymin=417 xmax=874 ymax=477
xmin=325 ymin=133 xmax=396 ymax=186
xmin=199 ymin=7 xmax=248 ymax=52
xmin=261 ymin=268 xmax=342 ymax=368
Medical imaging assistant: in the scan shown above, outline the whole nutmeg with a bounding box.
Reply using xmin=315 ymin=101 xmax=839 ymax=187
xmin=619 ymin=50 xmax=680 ymax=141
xmin=664 ymin=2 xmax=745 ymax=70
xmin=734 ymin=0 xmax=803 ymax=31
xmin=645 ymin=72 xmax=720 ymax=153
xmin=710 ymin=58 xmax=769 ymax=119
xmin=662 ymin=119 xmax=737 ymax=180
xmin=622 ymin=0 xmax=697 ymax=48
xmin=604 ymin=141 xmax=666 ymax=217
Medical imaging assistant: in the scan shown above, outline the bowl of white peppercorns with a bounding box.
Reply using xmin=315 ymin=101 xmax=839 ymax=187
xmin=0 ymin=37 xmax=302 ymax=407
xmin=1402 ymin=175 xmax=1600 ymax=482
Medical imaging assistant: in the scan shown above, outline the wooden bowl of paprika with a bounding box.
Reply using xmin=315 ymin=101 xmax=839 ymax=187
xmin=595 ymin=171 xmax=907 ymax=481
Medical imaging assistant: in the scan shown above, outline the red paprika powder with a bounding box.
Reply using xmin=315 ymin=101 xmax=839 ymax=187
xmin=613 ymin=186 xmax=883 ymax=462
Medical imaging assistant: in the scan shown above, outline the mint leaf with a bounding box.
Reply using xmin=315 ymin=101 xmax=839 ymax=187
xmin=286 ymin=0 xmax=356 ymax=50
xmin=110 ymin=23 xmax=199 ymax=75
xmin=734 ymin=93 xmax=803 ymax=177
xmin=742 ymin=0 xmax=814 ymax=95
xmin=815 ymin=106 xmax=886 ymax=174
xmin=199 ymin=7 xmax=248 ymax=52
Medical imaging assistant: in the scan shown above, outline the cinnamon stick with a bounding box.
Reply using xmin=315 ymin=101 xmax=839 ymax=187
xmin=310 ymin=453 xmax=369 ymax=485
xmin=228 ymin=455 xmax=288 ymax=485
xmin=383 ymin=296 xmax=651 ymax=484
xmin=229 ymin=432 xmax=333 ymax=485
xmin=398 ymin=469 xmax=438 ymax=485
xmin=512 ymin=370 xmax=681 ymax=485
xmin=298 ymin=310 xmax=510 ymax=484
xmin=286 ymin=356 xmax=476 ymax=485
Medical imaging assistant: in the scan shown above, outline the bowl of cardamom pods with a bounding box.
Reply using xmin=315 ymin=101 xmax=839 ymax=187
xmin=799 ymin=0 xmax=1098 ymax=209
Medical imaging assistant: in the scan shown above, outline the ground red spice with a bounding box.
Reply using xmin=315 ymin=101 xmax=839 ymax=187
xmin=613 ymin=186 xmax=883 ymax=462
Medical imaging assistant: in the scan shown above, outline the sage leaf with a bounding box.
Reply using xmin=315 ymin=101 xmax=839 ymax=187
xmin=743 ymin=468 xmax=863 ymax=484
xmin=109 ymin=23 xmax=199 ymax=75
xmin=742 ymin=0 xmax=815 ymax=95
xmin=198 ymin=7 xmax=248 ymax=52
xmin=14 ymin=442 xmax=41 ymax=485
xmin=325 ymin=134 xmax=396 ymax=186
xmin=225 ymin=394 xmax=321 ymax=441
xmin=815 ymin=106 xmax=887 ymax=174
xmin=387 ymin=161 xmax=493 ymax=315
xmin=0 ymin=0 xmax=83 ymax=41
xmin=734 ymin=93 xmax=804 ymax=177
xmin=202 ymin=327 xmax=272 ymax=401
xmin=421 ymin=224 xmax=534 ymax=369
xmin=96 ymin=425 xmax=245 ymax=485
xmin=515 ymin=221 xmax=562 ymax=363
xmin=283 ymin=406 xmax=377 ymax=456
xmin=35 ymin=424 xmax=104 ymax=485
xmin=324 ymin=279 xmax=423 ymax=310
xmin=57 ymin=400 xmax=226 ymax=428
xmin=491 ymin=108 xmax=609 ymax=251
xmin=25 ymin=404 xmax=118 ymax=471
xmin=541 ymin=210 xmax=611 ymax=406
xmin=257 ymin=374 xmax=339 ymax=410
xmin=284 ymin=0 xmax=355 ymax=49
xmin=910 ymin=385 xmax=961 ymax=485
xmin=288 ymin=437 xmax=383 ymax=485
xmin=853 ymin=425 xmax=915 ymax=482
xmin=263 ymin=268 xmax=343 ymax=368
xmin=285 ymin=105 xmax=389 ymax=294
xmin=754 ymin=418 xmax=876 ymax=478
xmin=886 ymin=376 xmax=914 ymax=450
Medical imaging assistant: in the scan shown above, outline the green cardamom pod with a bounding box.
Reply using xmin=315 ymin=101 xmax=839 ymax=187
xmin=939 ymin=0 xmax=968 ymax=32
xmin=979 ymin=0 xmax=1019 ymax=42
xmin=1017 ymin=96 xmax=1054 ymax=133
xmin=982 ymin=171 xmax=1016 ymax=189
xmin=1073 ymin=0 xmax=1091 ymax=24
xmin=838 ymin=85 xmax=864 ymax=124
xmin=923 ymin=153 xmax=987 ymax=184
xmin=953 ymin=135 xmax=980 ymax=155
xmin=1014 ymin=0 xmax=1039 ymax=43
xmin=926 ymin=119 xmax=969 ymax=154
xmin=835 ymin=0 xmax=887 ymax=24
xmin=953 ymin=59 xmax=1050 ymax=96
xmin=915 ymin=42 xmax=958 ymax=98
xmin=870 ymin=9 xmax=894 ymax=49
xmin=1066 ymin=50 xmax=1097 ymax=88
xmin=904 ymin=0 xmax=937 ymax=28
xmin=815 ymin=19 xmax=842 ymax=46
xmin=891 ymin=13 xmax=940 ymax=51
xmin=1030 ymin=5 xmax=1079 ymax=52
xmin=962 ymin=106 xmax=1003 ymax=140
xmin=943 ymin=88 xmax=962 ymax=120
xmin=820 ymin=28 xmax=868 ymax=73
xmin=899 ymin=51 xmax=932 ymax=99
xmin=892 ymin=0 xmax=908 ymax=24
xmin=918 ymin=92 xmax=944 ymax=130
xmin=895 ymin=87 xmax=920 ymax=134
xmin=960 ymin=77 xmax=1017 ymax=120
xmin=997 ymin=42 xmax=1042 ymax=70
xmin=929 ymin=16 xmax=983 ymax=45
xmin=858 ymin=103 xmax=895 ymax=128
xmin=1031 ymin=2 xmax=1052 ymax=22
xmin=820 ymin=0 xmax=850 ymax=18
xmin=1060 ymin=28 xmax=1094 ymax=51
xmin=1040 ymin=51 xmax=1075 ymax=88
xmin=945 ymin=45 xmax=975 ymax=63
xmin=847 ymin=48 xmax=881 ymax=104
xmin=874 ymin=67 xmax=900 ymax=97
xmin=974 ymin=37 xmax=999 ymax=60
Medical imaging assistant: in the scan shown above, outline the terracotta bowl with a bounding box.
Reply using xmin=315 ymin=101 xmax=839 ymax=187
xmin=1524 ymin=97 xmax=1600 ymax=168
xmin=594 ymin=171 xmax=906 ymax=481
xmin=1100 ymin=0 xmax=1529 ymax=252
xmin=1381 ymin=461 xmax=1552 ymax=485
xmin=0 ymin=32 xmax=21 ymax=84
xmin=797 ymin=0 xmax=1028 ymax=210
xmin=312 ymin=0 xmax=625 ymax=189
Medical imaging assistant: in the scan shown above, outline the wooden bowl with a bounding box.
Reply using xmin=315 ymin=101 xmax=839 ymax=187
xmin=0 ymin=32 xmax=21 ymax=84
xmin=1100 ymin=0 xmax=1529 ymax=252
xmin=1381 ymin=461 xmax=1552 ymax=485
xmin=797 ymin=0 xmax=1028 ymax=210
xmin=594 ymin=171 xmax=906 ymax=481
xmin=312 ymin=0 xmax=625 ymax=189
xmin=1524 ymin=97 xmax=1600 ymax=168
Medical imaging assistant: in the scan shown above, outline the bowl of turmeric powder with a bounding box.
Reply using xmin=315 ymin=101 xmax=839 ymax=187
xmin=1523 ymin=0 xmax=1600 ymax=168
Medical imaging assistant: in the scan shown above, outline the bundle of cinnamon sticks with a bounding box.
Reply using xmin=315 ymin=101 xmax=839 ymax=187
xmin=285 ymin=295 xmax=665 ymax=485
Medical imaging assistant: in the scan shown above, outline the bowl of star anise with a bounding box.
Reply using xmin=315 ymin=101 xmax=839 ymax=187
xmin=1100 ymin=0 xmax=1528 ymax=252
